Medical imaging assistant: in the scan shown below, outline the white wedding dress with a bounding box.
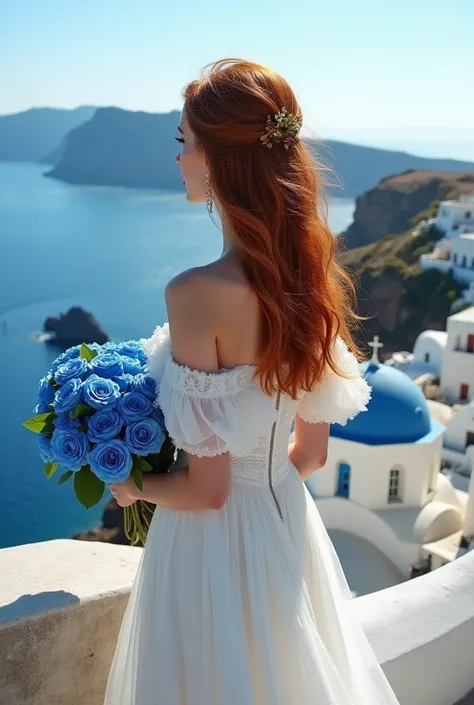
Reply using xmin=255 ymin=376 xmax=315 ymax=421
xmin=104 ymin=324 xmax=400 ymax=705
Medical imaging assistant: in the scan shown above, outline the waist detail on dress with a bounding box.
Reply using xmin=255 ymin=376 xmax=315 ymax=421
xmin=230 ymin=458 xmax=290 ymax=487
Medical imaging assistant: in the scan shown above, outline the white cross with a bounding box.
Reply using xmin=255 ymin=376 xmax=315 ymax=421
xmin=368 ymin=335 xmax=383 ymax=362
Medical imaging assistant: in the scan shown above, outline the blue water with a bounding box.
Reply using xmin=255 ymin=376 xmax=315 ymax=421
xmin=0 ymin=162 xmax=354 ymax=548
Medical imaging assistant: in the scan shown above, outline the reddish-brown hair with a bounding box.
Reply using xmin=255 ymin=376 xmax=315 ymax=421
xmin=185 ymin=59 xmax=360 ymax=398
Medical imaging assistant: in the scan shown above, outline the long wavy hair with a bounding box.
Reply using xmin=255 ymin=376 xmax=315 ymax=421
xmin=184 ymin=59 xmax=361 ymax=398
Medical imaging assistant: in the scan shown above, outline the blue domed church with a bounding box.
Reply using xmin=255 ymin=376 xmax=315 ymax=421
xmin=306 ymin=337 xmax=465 ymax=593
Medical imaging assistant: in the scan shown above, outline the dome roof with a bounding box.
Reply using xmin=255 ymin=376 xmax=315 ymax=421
xmin=330 ymin=361 xmax=444 ymax=446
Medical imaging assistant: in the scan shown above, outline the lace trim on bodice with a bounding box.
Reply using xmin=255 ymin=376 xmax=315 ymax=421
xmin=162 ymin=344 xmax=257 ymax=399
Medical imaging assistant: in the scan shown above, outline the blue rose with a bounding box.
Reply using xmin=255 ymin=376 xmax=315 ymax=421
xmin=131 ymin=373 xmax=157 ymax=400
xmin=51 ymin=347 xmax=81 ymax=375
xmin=37 ymin=377 xmax=55 ymax=406
xmin=37 ymin=435 xmax=54 ymax=463
xmin=34 ymin=402 xmax=51 ymax=415
xmin=64 ymin=345 xmax=81 ymax=360
xmin=83 ymin=375 xmax=120 ymax=410
xmin=118 ymin=340 xmax=146 ymax=362
xmin=87 ymin=410 xmax=123 ymax=443
xmin=151 ymin=406 xmax=166 ymax=431
xmin=51 ymin=429 xmax=89 ymax=470
xmin=53 ymin=412 xmax=81 ymax=430
xmin=90 ymin=352 xmax=124 ymax=379
xmin=125 ymin=417 xmax=165 ymax=456
xmin=118 ymin=391 xmax=153 ymax=423
xmin=88 ymin=439 xmax=132 ymax=484
xmin=54 ymin=378 xmax=83 ymax=413
xmin=101 ymin=341 xmax=117 ymax=352
xmin=54 ymin=357 xmax=90 ymax=385
xmin=113 ymin=373 xmax=135 ymax=392
xmin=121 ymin=356 xmax=142 ymax=376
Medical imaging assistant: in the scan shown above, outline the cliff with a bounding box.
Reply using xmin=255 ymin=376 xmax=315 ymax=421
xmin=44 ymin=306 xmax=109 ymax=347
xmin=339 ymin=223 xmax=464 ymax=357
xmin=0 ymin=106 xmax=96 ymax=162
xmin=45 ymin=107 xmax=474 ymax=198
xmin=343 ymin=170 xmax=474 ymax=248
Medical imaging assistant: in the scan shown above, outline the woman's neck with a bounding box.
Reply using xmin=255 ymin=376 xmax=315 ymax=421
xmin=218 ymin=207 xmax=238 ymax=258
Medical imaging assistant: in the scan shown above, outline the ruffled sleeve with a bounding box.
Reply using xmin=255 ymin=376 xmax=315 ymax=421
xmin=296 ymin=337 xmax=371 ymax=426
xmin=145 ymin=324 xmax=278 ymax=457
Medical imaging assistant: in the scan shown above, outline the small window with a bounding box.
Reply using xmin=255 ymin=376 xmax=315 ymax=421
xmin=388 ymin=467 xmax=403 ymax=503
xmin=424 ymin=352 xmax=430 ymax=363
xmin=442 ymin=209 xmax=449 ymax=217
xmin=453 ymin=253 xmax=458 ymax=264
xmin=465 ymin=211 xmax=472 ymax=219
xmin=462 ymin=255 xmax=468 ymax=268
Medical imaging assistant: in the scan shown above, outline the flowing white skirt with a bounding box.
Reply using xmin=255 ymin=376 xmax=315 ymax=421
xmin=104 ymin=465 xmax=400 ymax=705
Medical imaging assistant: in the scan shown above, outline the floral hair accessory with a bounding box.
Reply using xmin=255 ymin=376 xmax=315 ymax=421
xmin=260 ymin=107 xmax=303 ymax=150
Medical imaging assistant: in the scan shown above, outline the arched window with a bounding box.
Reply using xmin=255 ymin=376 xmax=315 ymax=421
xmin=337 ymin=462 xmax=351 ymax=498
xmin=388 ymin=466 xmax=403 ymax=503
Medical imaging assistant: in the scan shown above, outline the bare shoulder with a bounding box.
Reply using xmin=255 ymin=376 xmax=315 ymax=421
xmin=166 ymin=259 xmax=253 ymax=323
xmin=165 ymin=263 xmax=236 ymax=371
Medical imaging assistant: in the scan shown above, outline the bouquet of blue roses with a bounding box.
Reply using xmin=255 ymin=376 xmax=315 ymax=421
xmin=23 ymin=340 xmax=175 ymax=545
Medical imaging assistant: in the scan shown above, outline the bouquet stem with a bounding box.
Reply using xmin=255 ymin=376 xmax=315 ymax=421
xmin=124 ymin=501 xmax=156 ymax=545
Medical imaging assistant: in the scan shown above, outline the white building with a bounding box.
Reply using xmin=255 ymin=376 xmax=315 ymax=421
xmin=451 ymin=233 xmax=474 ymax=284
xmin=435 ymin=195 xmax=474 ymax=239
xmin=419 ymin=194 xmax=474 ymax=283
xmin=305 ymin=339 xmax=470 ymax=595
xmin=440 ymin=306 xmax=474 ymax=403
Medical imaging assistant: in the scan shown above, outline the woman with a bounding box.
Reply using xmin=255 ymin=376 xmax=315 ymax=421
xmin=107 ymin=59 xmax=399 ymax=705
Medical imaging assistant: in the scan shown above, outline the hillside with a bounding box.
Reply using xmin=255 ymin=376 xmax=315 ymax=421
xmin=343 ymin=170 xmax=474 ymax=248
xmin=47 ymin=108 xmax=183 ymax=191
xmin=339 ymin=220 xmax=464 ymax=356
xmin=46 ymin=106 xmax=474 ymax=197
xmin=0 ymin=107 xmax=96 ymax=162
xmin=308 ymin=140 xmax=474 ymax=200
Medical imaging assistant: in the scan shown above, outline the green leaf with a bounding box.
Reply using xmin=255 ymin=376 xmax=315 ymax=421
xmin=79 ymin=343 xmax=99 ymax=362
xmin=58 ymin=470 xmax=74 ymax=485
xmin=74 ymin=465 xmax=105 ymax=509
xmin=77 ymin=425 xmax=88 ymax=433
xmin=44 ymin=462 xmax=58 ymax=479
xmin=132 ymin=455 xmax=153 ymax=473
xmin=71 ymin=403 xmax=94 ymax=419
xmin=132 ymin=467 xmax=143 ymax=492
xmin=23 ymin=412 xmax=57 ymax=434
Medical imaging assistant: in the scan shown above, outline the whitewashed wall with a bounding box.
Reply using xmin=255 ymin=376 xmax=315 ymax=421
xmin=1 ymin=540 xmax=473 ymax=705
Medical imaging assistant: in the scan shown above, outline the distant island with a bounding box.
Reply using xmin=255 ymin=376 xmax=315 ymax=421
xmin=48 ymin=108 xmax=474 ymax=198
xmin=44 ymin=306 xmax=109 ymax=348
xmin=2 ymin=106 xmax=474 ymax=198
xmin=0 ymin=107 xmax=96 ymax=163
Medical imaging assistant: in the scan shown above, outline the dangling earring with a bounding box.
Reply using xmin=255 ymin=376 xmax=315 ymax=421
xmin=205 ymin=173 xmax=213 ymax=215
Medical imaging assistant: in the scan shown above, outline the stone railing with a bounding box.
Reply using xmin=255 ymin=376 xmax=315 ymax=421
xmin=1 ymin=539 xmax=473 ymax=705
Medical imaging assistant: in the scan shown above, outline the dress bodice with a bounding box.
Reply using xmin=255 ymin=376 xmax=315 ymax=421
xmin=145 ymin=324 xmax=371 ymax=488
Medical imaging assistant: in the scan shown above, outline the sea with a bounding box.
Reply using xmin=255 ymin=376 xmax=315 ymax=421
xmin=0 ymin=162 xmax=355 ymax=549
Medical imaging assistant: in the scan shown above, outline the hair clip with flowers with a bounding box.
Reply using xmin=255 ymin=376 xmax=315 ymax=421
xmin=260 ymin=107 xmax=303 ymax=150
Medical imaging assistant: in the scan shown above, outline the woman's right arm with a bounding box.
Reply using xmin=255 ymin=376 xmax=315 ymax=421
xmin=288 ymin=416 xmax=329 ymax=481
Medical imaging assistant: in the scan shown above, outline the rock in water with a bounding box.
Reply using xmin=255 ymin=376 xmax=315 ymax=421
xmin=44 ymin=306 xmax=109 ymax=347
xmin=73 ymin=499 xmax=128 ymax=545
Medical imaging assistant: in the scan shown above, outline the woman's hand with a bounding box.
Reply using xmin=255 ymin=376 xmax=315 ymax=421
xmin=110 ymin=477 xmax=139 ymax=508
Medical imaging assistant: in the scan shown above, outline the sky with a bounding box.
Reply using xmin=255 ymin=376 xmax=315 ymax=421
xmin=2 ymin=0 xmax=473 ymax=152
